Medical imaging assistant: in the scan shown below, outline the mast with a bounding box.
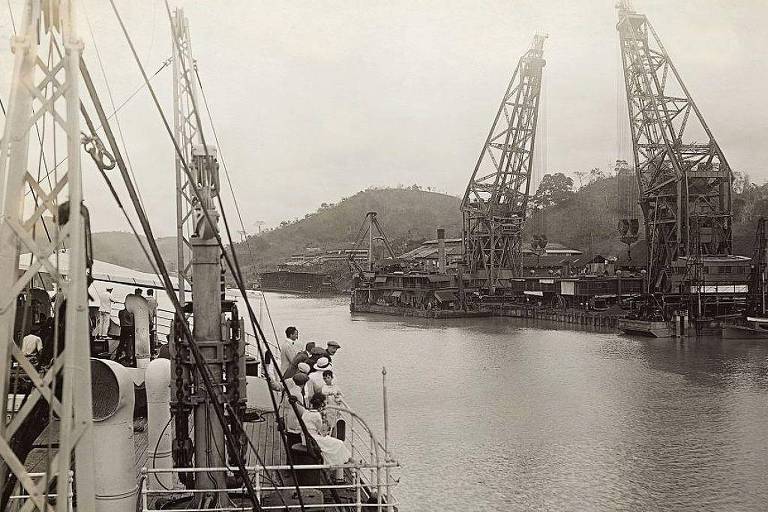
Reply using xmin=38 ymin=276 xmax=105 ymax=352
xmin=172 ymin=8 xmax=201 ymax=307
xmin=0 ymin=1 xmax=95 ymax=509
xmin=461 ymin=34 xmax=547 ymax=291
xmin=617 ymin=0 xmax=732 ymax=293
xmin=168 ymin=9 xmax=245 ymax=505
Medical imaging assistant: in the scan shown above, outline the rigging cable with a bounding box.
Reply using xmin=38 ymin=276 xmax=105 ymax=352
xmin=80 ymin=98 xmax=164 ymax=284
xmin=105 ymin=2 xmax=321 ymax=507
xmin=22 ymin=56 xmax=172 ymax=200
xmin=158 ymin=2 xmax=318 ymax=505
xmin=191 ymin=65 xmax=281 ymax=350
xmin=83 ymin=9 xmax=147 ymax=212
xmin=80 ymin=56 xmax=263 ymax=510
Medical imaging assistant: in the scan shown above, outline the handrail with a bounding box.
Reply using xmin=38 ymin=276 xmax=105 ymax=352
xmin=7 ymin=471 xmax=74 ymax=512
xmin=140 ymin=462 xmax=399 ymax=511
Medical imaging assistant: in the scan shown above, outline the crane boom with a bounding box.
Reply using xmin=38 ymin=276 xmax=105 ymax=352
xmin=617 ymin=1 xmax=732 ymax=292
xmin=462 ymin=35 xmax=546 ymax=290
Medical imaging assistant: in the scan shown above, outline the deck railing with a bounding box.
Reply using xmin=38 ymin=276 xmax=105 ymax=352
xmin=139 ymin=390 xmax=399 ymax=511
xmin=140 ymin=460 xmax=399 ymax=511
xmin=6 ymin=471 xmax=73 ymax=512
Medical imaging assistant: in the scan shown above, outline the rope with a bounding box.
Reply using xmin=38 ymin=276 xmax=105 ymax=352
xmin=82 ymin=49 xmax=263 ymax=509
xmin=83 ymin=8 xmax=147 ymax=212
xmin=108 ymin=2 xmax=317 ymax=507
xmin=192 ymin=64 xmax=281 ymax=350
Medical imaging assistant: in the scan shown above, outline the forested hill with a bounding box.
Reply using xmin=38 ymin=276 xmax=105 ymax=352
xmin=523 ymin=171 xmax=762 ymax=258
xmin=92 ymin=174 xmax=766 ymax=276
xmin=89 ymin=188 xmax=462 ymax=276
xmin=235 ymin=187 xmax=462 ymax=273
xmin=91 ymin=231 xmax=179 ymax=273
xmin=523 ymin=174 xmax=628 ymax=257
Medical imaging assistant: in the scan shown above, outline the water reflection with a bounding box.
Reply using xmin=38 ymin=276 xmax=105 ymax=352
xmin=253 ymin=293 xmax=768 ymax=511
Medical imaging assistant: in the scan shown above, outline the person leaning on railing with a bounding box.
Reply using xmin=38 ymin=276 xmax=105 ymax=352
xmin=303 ymin=393 xmax=352 ymax=483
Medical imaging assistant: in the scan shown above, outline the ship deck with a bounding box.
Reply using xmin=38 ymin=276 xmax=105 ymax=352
xmin=22 ymin=409 xmax=287 ymax=488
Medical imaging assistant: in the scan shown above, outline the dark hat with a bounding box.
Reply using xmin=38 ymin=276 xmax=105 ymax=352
xmin=292 ymin=373 xmax=309 ymax=385
xmin=327 ymin=341 xmax=341 ymax=348
xmin=310 ymin=346 xmax=326 ymax=355
xmin=305 ymin=341 xmax=316 ymax=351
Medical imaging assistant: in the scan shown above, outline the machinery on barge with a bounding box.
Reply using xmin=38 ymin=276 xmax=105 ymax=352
xmin=351 ymin=2 xmax=753 ymax=337
xmin=614 ymin=0 xmax=748 ymax=336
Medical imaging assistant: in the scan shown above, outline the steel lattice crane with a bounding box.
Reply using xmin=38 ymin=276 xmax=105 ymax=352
xmin=617 ymin=0 xmax=732 ymax=293
xmin=462 ymin=34 xmax=546 ymax=291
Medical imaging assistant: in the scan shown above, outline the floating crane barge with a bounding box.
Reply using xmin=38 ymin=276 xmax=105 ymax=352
xmin=351 ymin=2 xmax=754 ymax=338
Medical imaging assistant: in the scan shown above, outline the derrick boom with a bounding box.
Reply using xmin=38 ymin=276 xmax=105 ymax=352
xmin=462 ymin=35 xmax=546 ymax=290
xmin=617 ymin=1 xmax=732 ymax=292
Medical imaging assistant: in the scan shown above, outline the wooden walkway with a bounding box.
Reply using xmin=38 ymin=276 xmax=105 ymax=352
xmin=23 ymin=409 xmax=284 ymax=480
xmin=242 ymin=410 xmax=287 ymax=468
xmin=132 ymin=409 xmax=286 ymax=474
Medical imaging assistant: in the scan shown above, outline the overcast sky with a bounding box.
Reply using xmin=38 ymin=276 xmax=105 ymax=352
xmin=2 ymin=0 xmax=767 ymax=236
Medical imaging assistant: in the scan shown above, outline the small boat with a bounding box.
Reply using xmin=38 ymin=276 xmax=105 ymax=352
xmin=617 ymin=317 xmax=674 ymax=338
xmin=722 ymin=317 xmax=768 ymax=339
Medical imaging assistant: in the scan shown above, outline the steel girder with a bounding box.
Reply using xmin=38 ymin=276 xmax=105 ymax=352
xmin=172 ymin=8 xmax=201 ymax=307
xmin=617 ymin=2 xmax=732 ymax=292
xmin=0 ymin=1 xmax=95 ymax=510
xmin=461 ymin=35 xmax=546 ymax=290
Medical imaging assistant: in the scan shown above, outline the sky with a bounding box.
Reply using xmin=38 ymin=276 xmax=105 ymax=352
xmin=1 ymin=0 xmax=767 ymax=236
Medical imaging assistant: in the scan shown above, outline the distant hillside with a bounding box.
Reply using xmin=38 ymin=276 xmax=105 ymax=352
xmin=525 ymin=173 xmax=757 ymax=259
xmin=524 ymin=176 xmax=631 ymax=257
xmin=92 ymin=231 xmax=180 ymax=273
xmin=235 ymin=187 xmax=462 ymax=276
xmin=92 ymin=177 xmax=763 ymax=278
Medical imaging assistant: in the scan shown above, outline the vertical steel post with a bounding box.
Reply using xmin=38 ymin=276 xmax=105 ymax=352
xmin=191 ymin=235 xmax=226 ymax=495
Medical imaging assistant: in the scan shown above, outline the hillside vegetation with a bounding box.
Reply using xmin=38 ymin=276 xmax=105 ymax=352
xmin=235 ymin=187 xmax=462 ymax=276
xmin=92 ymin=174 xmax=766 ymax=278
xmin=92 ymin=231 xmax=181 ymax=273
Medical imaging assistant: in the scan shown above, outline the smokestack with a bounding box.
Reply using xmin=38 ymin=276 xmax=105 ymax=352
xmin=437 ymin=228 xmax=446 ymax=274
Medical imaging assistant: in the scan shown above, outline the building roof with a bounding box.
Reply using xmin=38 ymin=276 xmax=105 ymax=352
xmin=399 ymin=240 xmax=463 ymax=260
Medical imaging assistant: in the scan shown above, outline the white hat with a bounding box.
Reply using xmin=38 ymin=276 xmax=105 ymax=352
xmin=297 ymin=362 xmax=311 ymax=374
xmin=315 ymin=357 xmax=330 ymax=369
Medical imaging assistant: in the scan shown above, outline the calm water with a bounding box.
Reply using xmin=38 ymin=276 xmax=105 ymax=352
xmin=253 ymin=293 xmax=768 ymax=511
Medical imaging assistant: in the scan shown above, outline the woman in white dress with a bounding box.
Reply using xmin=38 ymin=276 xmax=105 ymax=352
xmin=304 ymin=393 xmax=351 ymax=481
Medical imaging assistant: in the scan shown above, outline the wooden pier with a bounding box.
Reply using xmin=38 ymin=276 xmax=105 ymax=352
xmin=482 ymin=304 xmax=621 ymax=329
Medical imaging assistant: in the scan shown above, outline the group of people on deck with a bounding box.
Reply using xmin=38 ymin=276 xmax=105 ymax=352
xmin=277 ymin=326 xmax=351 ymax=478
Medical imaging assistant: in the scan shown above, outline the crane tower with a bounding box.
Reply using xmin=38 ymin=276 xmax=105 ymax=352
xmin=462 ymin=35 xmax=546 ymax=290
xmin=617 ymin=1 xmax=732 ymax=292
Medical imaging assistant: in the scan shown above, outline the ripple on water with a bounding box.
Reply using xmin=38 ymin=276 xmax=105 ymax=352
xmin=249 ymin=295 xmax=768 ymax=511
